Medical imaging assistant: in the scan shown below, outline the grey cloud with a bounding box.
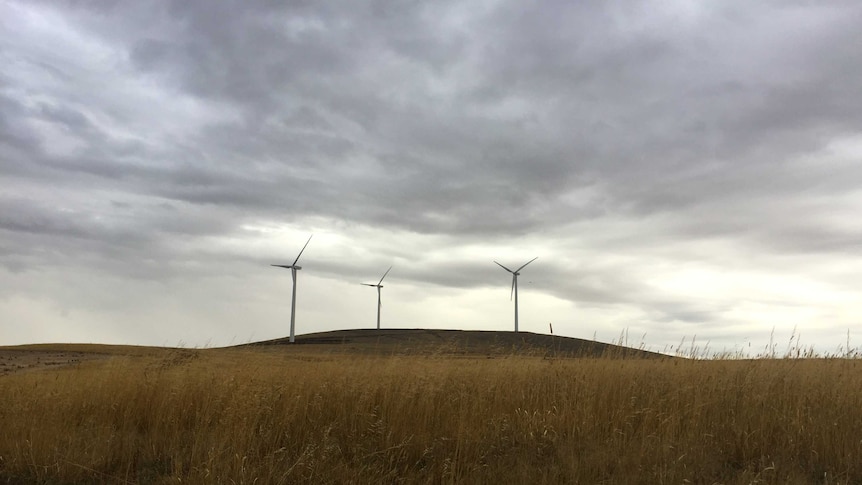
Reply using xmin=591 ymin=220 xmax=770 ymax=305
xmin=0 ymin=95 xmax=42 ymax=155
xmin=37 ymin=103 xmax=94 ymax=131
xmin=7 ymin=0 xmax=862 ymax=245
xmin=3 ymin=0 xmax=862 ymax=348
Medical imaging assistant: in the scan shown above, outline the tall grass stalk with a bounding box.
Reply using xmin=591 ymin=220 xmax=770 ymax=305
xmin=1 ymin=348 xmax=861 ymax=484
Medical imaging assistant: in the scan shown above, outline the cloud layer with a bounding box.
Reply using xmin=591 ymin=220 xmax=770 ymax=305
xmin=2 ymin=0 xmax=862 ymax=353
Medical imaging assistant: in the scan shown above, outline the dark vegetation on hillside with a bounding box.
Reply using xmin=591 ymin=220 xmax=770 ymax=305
xmin=247 ymin=328 xmax=665 ymax=358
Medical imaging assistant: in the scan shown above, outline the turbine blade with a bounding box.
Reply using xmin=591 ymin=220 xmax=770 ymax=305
xmin=516 ymin=256 xmax=538 ymax=273
xmin=361 ymin=283 xmax=377 ymax=287
xmin=272 ymin=264 xmax=292 ymax=268
xmin=292 ymin=234 xmax=313 ymax=266
xmin=378 ymin=265 xmax=393 ymax=285
xmin=494 ymin=261 xmax=514 ymax=273
xmin=510 ymin=275 xmax=516 ymax=300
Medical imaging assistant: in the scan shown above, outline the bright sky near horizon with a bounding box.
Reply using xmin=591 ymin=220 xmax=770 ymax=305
xmin=2 ymin=1 xmax=862 ymax=355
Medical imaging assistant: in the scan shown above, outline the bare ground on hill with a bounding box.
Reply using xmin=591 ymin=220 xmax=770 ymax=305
xmin=0 ymin=349 xmax=108 ymax=376
xmin=249 ymin=328 xmax=666 ymax=358
xmin=0 ymin=344 xmax=179 ymax=376
xmin=0 ymin=329 xmax=663 ymax=377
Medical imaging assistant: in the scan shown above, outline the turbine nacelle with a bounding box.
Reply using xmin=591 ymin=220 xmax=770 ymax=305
xmin=494 ymin=257 xmax=537 ymax=275
xmin=271 ymin=264 xmax=301 ymax=270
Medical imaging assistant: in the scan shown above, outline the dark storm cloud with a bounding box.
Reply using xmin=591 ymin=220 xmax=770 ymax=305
xmin=42 ymin=2 xmax=862 ymax=234
xmin=0 ymin=96 xmax=43 ymax=162
xmin=0 ymin=194 xmax=230 ymax=262
xmin=3 ymin=0 xmax=862 ymax=347
xmin=68 ymin=0 xmax=589 ymax=231
xmin=7 ymin=0 xmax=862 ymax=243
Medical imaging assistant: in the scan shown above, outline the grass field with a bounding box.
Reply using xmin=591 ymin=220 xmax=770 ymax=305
xmin=1 ymin=336 xmax=861 ymax=484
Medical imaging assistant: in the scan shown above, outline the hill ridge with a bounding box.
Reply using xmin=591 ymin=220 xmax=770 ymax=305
xmin=248 ymin=328 xmax=666 ymax=358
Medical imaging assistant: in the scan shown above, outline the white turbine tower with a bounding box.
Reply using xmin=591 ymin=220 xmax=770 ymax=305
xmin=271 ymin=235 xmax=312 ymax=343
xmin=494 ymin=257 xmax=537 ymax=333
xmin=362 ymin=266 xmax=392 ymax=330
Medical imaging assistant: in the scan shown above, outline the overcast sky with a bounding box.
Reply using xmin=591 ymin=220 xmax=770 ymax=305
xmin=2 ymin=0 xmax=862 ymax=355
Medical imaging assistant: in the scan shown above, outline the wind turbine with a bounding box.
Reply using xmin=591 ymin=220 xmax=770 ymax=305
xmin=271 ymin=235 xmax=312 ymax=343
xmin=362 ymin=266 xmax=392 ymax=330
xmin=494 ymin=257 xmax=537 ymax=333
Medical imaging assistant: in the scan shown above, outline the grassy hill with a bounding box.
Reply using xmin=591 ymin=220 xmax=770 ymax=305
xmin=1 ymin=329 xmax=666 ymax=360
xmin=247 ymin=328 xmax=665 ymax=358
xmin=1 ymin=329 xmax=663 ymax=374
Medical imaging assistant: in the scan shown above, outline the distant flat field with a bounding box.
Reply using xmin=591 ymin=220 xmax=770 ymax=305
xmin=0 ymin=344 xmax=173 ymax=376
xmin=0 ymin=341 xmax=214 ymax=374
xmin=0 ymin=348 xmax=106 ymax=375
xmin=0 ymin=329 xmax=661 ymax=376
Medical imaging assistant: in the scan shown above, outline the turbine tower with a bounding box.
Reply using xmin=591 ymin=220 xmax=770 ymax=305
xmin=362 ymin=266 xmax=392 ymax=330
xmin=494 ymin=257 xmax=537 ymax=333
xmin=271 ymin=235 xmax=312 ymax=343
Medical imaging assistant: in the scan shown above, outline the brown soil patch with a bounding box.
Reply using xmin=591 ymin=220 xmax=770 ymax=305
xmin=0 ymin=349 xmax=110 ymax=376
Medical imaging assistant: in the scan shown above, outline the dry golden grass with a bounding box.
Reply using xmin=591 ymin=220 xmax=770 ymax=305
xmin=1 ymin=347 xmax=861 ymax=484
